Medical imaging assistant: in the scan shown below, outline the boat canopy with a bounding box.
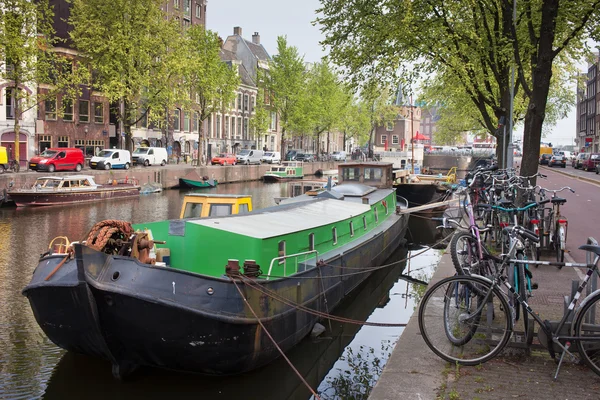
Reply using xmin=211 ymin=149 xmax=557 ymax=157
xmin=190 ymin=198 xmax=370 ymax=239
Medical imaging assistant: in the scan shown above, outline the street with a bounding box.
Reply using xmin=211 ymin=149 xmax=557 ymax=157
xmin=534 ymin=163 xmax=600 ymax=263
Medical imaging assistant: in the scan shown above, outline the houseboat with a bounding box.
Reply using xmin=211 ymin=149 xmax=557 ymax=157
xmin=263 ymin=161 xmax=303 ymax=182
xmin=22 ymin=162 xmax=409 ymax=379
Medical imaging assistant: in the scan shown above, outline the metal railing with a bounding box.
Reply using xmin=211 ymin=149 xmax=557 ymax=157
xmin=266 ymin=250 xmax=319 ymax=280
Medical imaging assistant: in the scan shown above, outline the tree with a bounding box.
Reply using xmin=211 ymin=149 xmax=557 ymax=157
xmin=267 ymin=36 xmax=306 ymax=152
xmin=250 ymin=69 xmax=271 ymax=150
xmin=69 ymin=0 xmax=185 ymax=151
xmin=361 ymin=83 xmax=397 ymax=159
xmin=0 ymin=0 xmax=83 ymax=168
xmin=180 ymin=26 xmax=238 ymax=165
xmin=338 ymin=89 xmax=371 ymax=152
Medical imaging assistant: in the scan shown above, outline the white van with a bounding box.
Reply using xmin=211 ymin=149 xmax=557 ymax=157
xmin=331 ymin=151 xmax=347 ymax=161
xmin=89 ymin=149 xmax=131 ymax=170
xmin=261 ymin=151 xmax=281 ymax=164
xmin=236 ymin=149 xmax=263 ymax=165
xmin=132 ymin=147 xmax=168 ymax=166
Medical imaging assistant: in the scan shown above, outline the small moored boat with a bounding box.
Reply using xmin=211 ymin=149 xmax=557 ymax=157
xmin=178 ymin=177 xmax=218 ymax=188
xmin=263 ymin=161 xmax=303 ymax=182
xmin=7 ymin=175 xmax=140 ymax=207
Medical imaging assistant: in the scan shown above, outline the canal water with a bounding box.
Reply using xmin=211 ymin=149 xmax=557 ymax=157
xmin=0 ymin=181 xmax=441 ymax=399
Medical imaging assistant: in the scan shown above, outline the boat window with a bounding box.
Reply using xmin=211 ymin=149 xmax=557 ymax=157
xmin=183 ymin=203 xmax=203 ymax=218
xmin=309 ymin=233 xmax=315 ymax=251
xmin=332 ymin=227 xmax=338 ymax=245
xmin=209 ymin=204 xmax=232 ymax=217
xmin=62 ymin=181 xmax=70 ymax=188
xmin=238 ymin=203 xmax=249 ymax=214
xmin=383 ymin=200 xmax=389 ymax=215
xmin=342 ymin=167 xmax=360 ymax=181
xmin=349 ymin=221 xmax=355 ymax=237
xmin=278 ymin=240 xmax=286 ymax=265
xmin=364 ymin=167 xmax=382 ymax=182
xmin=363 ymin=216 xmax=367 ymax=230
xmin=82 ymin=179 xmax=91 ymax=186
xmin=374 ymin=208 xmax=379 ymax=223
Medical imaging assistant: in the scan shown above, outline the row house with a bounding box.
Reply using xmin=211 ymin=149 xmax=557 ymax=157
xmin=576 ymin=52 xmax=600 ymax=153
xmin=374 ymin=105 xmax=422 ymax=152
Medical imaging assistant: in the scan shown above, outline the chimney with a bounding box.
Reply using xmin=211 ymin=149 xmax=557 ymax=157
xmin=233 ymin=26 xmax=242 ymax=36
xmin=252 ymin=32 xmax=260 ymax=45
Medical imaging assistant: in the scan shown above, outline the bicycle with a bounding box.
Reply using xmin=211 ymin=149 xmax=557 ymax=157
xmin=539 ymin=186 xmax=574 ymax=263
xmin=418 ymin=228 xmax=600 ymax=380
xmin=0 ymin=159 xmax=20 ymax=174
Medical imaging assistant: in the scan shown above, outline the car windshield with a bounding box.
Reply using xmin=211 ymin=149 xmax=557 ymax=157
xmin=133 ymin=148 xmax=149 ymax=155
xmin=40 ymin=150 xmax=58 ymax=157
xmin=97 ymin=150 xmax=113 ymax=158
xmin=216 ymin=154 xmax=227 ymax=157
xmin=238 ymin=150 xmax=250 ymax=156
xmin=264 ymin=152 xmax=274 ymax=157
xmin=592 ymin=155 xmax=600 ymax=160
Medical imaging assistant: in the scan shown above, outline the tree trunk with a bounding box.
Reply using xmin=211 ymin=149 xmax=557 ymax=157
xmin=520 ymin=0 xmax=558 ymax=178
xmin=495 ymin=130 xmax=505 ymax=168
xmin=12 ymin=80 xmax=21 ymax=170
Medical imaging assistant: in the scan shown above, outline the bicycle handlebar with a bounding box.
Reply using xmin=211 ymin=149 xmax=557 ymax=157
xmin=475 ymin=199 xmax=549 ymax=213
xmin=540 ymin=186 xmax=575 ymax=194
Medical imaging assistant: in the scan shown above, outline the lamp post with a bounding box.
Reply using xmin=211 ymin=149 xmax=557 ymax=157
xmin=506 ymin=0 xmax=517 ymax=170
xmin=84 ymin=126 xmax=88 ymax=157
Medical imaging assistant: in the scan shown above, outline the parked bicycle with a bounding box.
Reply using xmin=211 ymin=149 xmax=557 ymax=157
xmin=538 ymin=186 xmax=574 ymax=263
xmin=418 ymin=227 xmax=600 ymax=380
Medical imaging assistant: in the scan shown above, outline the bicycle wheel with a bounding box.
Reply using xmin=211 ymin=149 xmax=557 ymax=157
xmin=450 ymin=231 xmax=495 ymax=277
xmin=574 ymin=292 xmax=600 ymax=376
xmin=418 ymin=275 xmax=513 ymax=365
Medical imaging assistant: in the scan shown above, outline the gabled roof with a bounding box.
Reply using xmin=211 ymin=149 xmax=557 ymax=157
xmin=244 ymin=40 xmax=271 ymax=62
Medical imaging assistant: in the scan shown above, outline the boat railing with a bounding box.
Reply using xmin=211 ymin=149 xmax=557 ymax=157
xmin=266 ymin=250 xmax=319 ymax=280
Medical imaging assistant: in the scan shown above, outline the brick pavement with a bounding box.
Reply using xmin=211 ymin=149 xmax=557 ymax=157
xmin=369 ymin=247 xmax=600 ymax=400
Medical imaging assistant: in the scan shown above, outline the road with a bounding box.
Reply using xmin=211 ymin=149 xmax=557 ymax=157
xmin=536 ymin=163 xmax=600 ymax=263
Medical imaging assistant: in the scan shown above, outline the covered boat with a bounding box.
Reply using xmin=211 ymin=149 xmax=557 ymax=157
xmin=263 ymin=161 xmax=303 ymax=182
xmin=22 ymin=162 xmax=409 ymax=379
xmin=178 ymin=177 xmax=218 ymax=188
xmin=7 ymin=175 xmax=140 ymax=207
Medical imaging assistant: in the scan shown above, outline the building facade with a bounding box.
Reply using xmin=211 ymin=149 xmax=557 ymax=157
xmin=374 ymin=105 xmax=421 ymax=152
xmin=576 ymin=53 xmax=600 ymax=153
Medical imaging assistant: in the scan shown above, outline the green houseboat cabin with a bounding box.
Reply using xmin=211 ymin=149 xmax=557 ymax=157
xmin=136 ymin=162 xmax=398 ymax=279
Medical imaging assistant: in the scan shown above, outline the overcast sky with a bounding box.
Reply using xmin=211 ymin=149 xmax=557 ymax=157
xmin=207 ymin=0 xmax=584 ymax=147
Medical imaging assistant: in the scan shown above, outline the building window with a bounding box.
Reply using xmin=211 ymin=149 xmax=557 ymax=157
xmin=193 ymin=112 xmax=199 ymax=132
xmin=309 ymin=233 xmax=315 ymax=251
xmin=363 ymin=216 xmax=367 ymax=230
xmin=184 ymin=0 xmax=191 ymax=15
xmin=381 ymin=134 xmax=387 ymax=145
xmin=38 ymin=135 xmax=51 ymax=153
xmin=94 ymin=102 xmax=104 ymax=123
xmin=174 ymin=0 xmax=180 ymax=9
xmin=225 ymin=115 xmax=229 ymax=138
xmin=237 ymin=117 xmax=242 ymax=138
xmin=244 ymin=94 xmax=248 ymax=112
xmin=184 ymin=111 xmax=190 ymax=132
xmin=45 ymin=98 xmax=57 ymax=120
xmin=195 ymin=3 xmax=201 ymax=17
xmin=58 ymin=136 xmax=69 ymax=148
xmin=243 ymin=117 xmax=248 ymax=139
xmin=349 ymin=221 xmax=355 ymax=237
xmin=386 ymin=122 xmax=394 ymax=131
xmin=270 ymin=112 xmax=276 ymax=131
xmin=5 ymin=88 xmax=16 ymax=119
xmin=216 ymin=114 xmax=221 ymax=138
xmin=78 ymin=100 xmax=89 ymax=123
xmin=231 ymin=116 xmax=236 ymax=137
xmin=62 ymin=98 xmax=73 ymax=121
xmin=237 ymin=93 xmax=242 ymax=110
xmin=173 ymin=109 xmax=181 ymax=131
xmin=392 ymin=135 xmax=399 ymax=145
xmin=250 ymin=95 xmax=254 ymax=113
xmin=332 ymin=227 xmax=338 ymax=245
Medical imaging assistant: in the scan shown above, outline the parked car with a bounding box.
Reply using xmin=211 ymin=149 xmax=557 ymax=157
xmin=285 ymin=149 xmax=303 ymax=161
xmin=555 ymin=150 xmax=573 ymax=161
xmin=573 ymin=152 xmax=587 ymax=168
xmin=539 ymin=153 xmax=552 ymax=165
xmin=331 ymin=151 xmax=347 ymax=161
xmin=548 ymin=154 xmax=566 ymax=168
xmin=211 ymin=153 xmax=237 ymax=166
xmin=581 ymin=153 xmax=600 ymax=171
xmin=295 ymin=153 xmax=315 ymax=162
xmin=28 ymin=148 xmax=85 ymax=173
xmin=132 ymin=147 xmax=168 ymax=166
xmin=89 ymin=149 xmax=131 ymax=170
xmin=236 ymin=149 xmax=263 ymax=165
xmin=261 ymin=151 xmax=281 ymax=164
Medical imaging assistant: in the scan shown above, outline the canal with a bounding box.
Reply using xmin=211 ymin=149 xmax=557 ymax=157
xmin=0 ymin=182 xmax=441 ymax=399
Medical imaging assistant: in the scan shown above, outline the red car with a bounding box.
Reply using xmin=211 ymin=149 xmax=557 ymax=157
xmin=211 ymin=153 xmax=237 ymax=166
xmin=581 ymin=153 xmax=600 ymax=172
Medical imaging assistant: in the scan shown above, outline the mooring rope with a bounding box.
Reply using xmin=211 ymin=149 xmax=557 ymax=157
xmin=230 ymin=277 xmax=322 ymax=400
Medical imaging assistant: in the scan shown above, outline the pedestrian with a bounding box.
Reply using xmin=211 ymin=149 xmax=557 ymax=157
xmin=263 ymin=145 xmax=268 ymax=152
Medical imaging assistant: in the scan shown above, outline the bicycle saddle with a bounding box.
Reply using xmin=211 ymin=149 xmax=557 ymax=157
xmin=579 ymin=244 xmax=600 ymax=256
xmin=551 ymin=197 xmax=567 ymax=205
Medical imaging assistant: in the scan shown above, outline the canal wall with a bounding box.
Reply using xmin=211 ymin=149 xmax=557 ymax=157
xmin=0 ymin=161 xmax=338 ymax=190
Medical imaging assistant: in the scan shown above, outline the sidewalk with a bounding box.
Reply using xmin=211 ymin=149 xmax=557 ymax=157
xmin=369 ymin=248 xmax=600 ymax=400
xmin=539 ymin=165 xmax=600 ymax=186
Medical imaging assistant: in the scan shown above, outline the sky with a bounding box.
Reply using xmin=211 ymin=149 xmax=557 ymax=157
xmin=207 ymin=0 xmax=586 ymax=148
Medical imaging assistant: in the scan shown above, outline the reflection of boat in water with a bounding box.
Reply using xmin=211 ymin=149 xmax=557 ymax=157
xmin=23 ymin=162 xmax=408 ymax=379
xmin=7 ymin=175 xmax=140 ymax=207
xmin=41 ymin=245 xmax=412 ymax=400
xmin=140 ymin=182 xmax=162 ymax=194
